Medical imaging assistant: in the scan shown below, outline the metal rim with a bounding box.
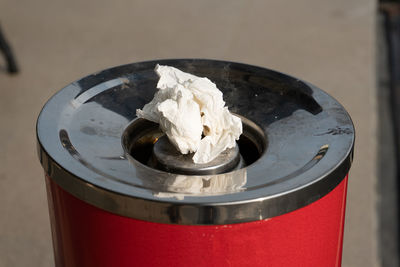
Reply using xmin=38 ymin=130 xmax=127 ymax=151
xmin=37 ymin=58 xmax=355 ymax=225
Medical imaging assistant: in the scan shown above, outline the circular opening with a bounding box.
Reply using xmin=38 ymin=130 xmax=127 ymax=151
xmin=150 ymin=135 xmax=241 ymax=175
xmin=122 ymin=116 xmax=267 ymax=175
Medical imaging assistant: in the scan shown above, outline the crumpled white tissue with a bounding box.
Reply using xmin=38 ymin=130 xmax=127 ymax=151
xmin=136 ymin=64 xmax=242 ymax=164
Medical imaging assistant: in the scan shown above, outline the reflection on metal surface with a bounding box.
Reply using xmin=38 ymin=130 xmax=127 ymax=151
xmin=247 ymin=144 xmax=329 ymax=190
xmin=314 ymin=127 xmax=353 ymax=136
xmin=59 ymin=129 xmax=129 ymax=185
xmin=154 ymin=168 xmax=247 ymax=200
xmin=72 ymin=78 xmax=129 ymax=107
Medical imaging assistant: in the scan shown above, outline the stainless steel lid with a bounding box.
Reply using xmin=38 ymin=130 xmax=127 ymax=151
xmin=37 ymin=59 xmax=354 ymax=225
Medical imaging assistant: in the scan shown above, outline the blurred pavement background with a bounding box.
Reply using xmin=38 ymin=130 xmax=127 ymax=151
xmin=0 ymin=0 xmax=377 ymax=266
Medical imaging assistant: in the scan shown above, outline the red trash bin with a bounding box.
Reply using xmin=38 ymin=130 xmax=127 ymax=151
xmin=37 ymin=59 xmax=354 ymax=267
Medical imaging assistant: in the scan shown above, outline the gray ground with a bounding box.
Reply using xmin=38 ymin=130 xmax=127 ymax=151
xmin=0 ymin=0 xmax=378 ymax=266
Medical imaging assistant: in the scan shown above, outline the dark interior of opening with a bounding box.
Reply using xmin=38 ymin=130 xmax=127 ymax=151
xmin=122 ymin=117 xmax=266 ymax=175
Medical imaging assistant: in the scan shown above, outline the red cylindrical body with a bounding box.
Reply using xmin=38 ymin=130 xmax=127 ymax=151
xmin=46 ymin=174 xmax=348 ymax=267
